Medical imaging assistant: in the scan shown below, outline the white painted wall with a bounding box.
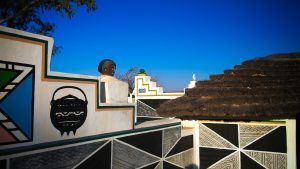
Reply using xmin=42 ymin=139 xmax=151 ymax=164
xmin=134 ymin=75 xmax=184 ymax=101
xmin=0 ymin=26 xmax=134 ymax=150
xmin=100 ymin=75 xmax=128 ymax=103
xmin=182 ymin=120 xmax=200 ymax=167
xmin=286 ymin=119 xmax=297 ymax=169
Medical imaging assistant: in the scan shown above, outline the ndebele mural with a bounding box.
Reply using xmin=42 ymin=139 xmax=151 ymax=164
xmin=0 ymin=26 xmax=135 ymax=147
xmin=0 ymin=26 xmax=199 ymax=169
xmin=0 ymin=26 xmax=298 ymax=169
xmin=0 ymin=61 xmax=34 ymax=145
xmin=50 ymin=86 xmax=88 ymax=136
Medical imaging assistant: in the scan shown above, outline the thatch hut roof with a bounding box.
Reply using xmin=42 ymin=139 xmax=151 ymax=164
xmin=157 ymin=53 xmax=300 ymax=120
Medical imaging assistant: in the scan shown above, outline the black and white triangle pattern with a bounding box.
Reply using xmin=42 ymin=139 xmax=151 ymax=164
xmin=8 ymin=125 xmax=197 ymax=169
xmin=199 ymin=122 xmax=287 ymax=169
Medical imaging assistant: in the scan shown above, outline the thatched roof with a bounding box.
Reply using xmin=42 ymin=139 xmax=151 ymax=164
xmin=157 ymin=53 xmax=300 ymax=120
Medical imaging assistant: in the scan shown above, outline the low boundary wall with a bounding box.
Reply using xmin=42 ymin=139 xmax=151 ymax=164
xmin=0 ymin=27 xmax=199 ymax=169
xmin=0 ymin=122 xmax=199 ymax=169
xmin=197 ymin=120 xmax=296 ymax=169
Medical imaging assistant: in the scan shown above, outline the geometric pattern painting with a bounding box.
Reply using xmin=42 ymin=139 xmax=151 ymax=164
xmin=113 ymin=127 xmax=195 ymax=169
xmin=0 ymin=61 xmax=34 ymax=145
xmin=165 ymin=148 xmax=195 ymax=168
xmin=10 ymin=141 xmax=106 ymax=169
xmin=243 ymin=151 xmax=287 ymax=169
xmin=112 ymin=140 xmax=159 ymax=168
xmin=208 ymin=151 xmax=239 ymax=169
xmin=199 ymin=123 xmax=237 ymax=149
xmin=239 ymin=125 xmax=277 ymax=148
xmin=8 ymin=126 xmax=197 ymax=169
xmin=199 ymin=122 xmax=287 ymax=169
xmin=164 ymin=134 xmax=194 ymax=168
xmin=75 ymin=141 xmax=112 ymax=169
xmin=163 ymin=126 xmax=181 ymax=157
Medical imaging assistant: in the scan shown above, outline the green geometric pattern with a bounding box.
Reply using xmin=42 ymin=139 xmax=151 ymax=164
xmin=0 ymin=69 xmax=19 ymax=89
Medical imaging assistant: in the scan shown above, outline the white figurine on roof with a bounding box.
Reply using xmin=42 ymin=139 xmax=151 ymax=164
xmin=187 ymin=73 xmax=197 ymax=89
xmin=192 ymin=74 xmax=196 ymax=81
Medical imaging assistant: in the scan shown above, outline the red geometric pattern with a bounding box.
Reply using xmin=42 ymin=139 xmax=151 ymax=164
xmin=0 ymin=125 xmax=16 ymax=144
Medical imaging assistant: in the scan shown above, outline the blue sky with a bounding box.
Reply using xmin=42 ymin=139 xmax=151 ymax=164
xmin=46 ymin=0 xmax=300 ymax=91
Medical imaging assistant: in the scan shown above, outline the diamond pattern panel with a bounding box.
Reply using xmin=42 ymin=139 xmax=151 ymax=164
xmin=199 ymin=122 xmax=288 ymax=169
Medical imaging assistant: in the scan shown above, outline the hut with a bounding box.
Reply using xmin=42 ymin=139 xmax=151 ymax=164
xmin=157 ymin=53 xmax=300 ymax=169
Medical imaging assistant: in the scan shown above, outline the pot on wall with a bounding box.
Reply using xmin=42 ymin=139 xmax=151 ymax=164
xmin=50 ymin=86 xmax=88 ymax=136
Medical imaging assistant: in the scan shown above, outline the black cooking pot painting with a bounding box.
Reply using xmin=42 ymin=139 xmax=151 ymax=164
xmin=50 ymin=86 xmax=88 ymax=136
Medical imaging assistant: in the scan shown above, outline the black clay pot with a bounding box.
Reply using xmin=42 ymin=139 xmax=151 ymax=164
xmin=50 ymin=86 xmax=88 ymax=136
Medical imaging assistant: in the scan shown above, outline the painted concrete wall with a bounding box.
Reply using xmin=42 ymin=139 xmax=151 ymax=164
xmin=100 ymin=75 xmax=128 ymax=103
xmin=198 ymin=120 xmax=296 ymax=169
xmin=134 ymin=75 xmax=184 ymax=100
xmin=0 ymin=122 xmax=201 ymax=169
xmin=133 ymin=75 xmax=185 ymax=123
xmin=0 ymin=26 xmax=135 ymax=150
xmin=0 ymin=27 xmax=201 ymax=169
xmin=1 ymin=26 xmax=296 ymax=169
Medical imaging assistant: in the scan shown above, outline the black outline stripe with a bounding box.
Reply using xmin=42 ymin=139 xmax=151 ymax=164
xmin=0 ymin=89 xmax=11 ymax=92
xmin=31 ymin=67 xmax=35 ymax=142
xmin=0 ymin=68 xmax=22 ymax=91
xmin=0 ymin=31 xmax=134 ymax=109
xmin=2 ymin=122 xmax=16 ymax=129
xmin=0 ymin=122 xmax=181 ymax=156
